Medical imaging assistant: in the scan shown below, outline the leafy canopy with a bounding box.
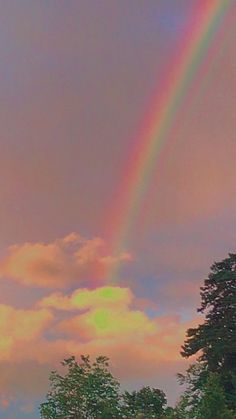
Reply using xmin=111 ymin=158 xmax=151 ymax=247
xmin=40 ymin=355 xmax=169 ymax=419
xmin=122 ymin=386 xmax=167 ymax=418
xmin=39 ymin=355 xmax=121 ymax=419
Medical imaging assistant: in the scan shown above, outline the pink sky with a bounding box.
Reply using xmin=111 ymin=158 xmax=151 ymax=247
xmin=0 ymin=1 xmax=235 ymax=416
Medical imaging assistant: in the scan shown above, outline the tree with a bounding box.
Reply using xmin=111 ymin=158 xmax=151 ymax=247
xmin=173 ymin=394 xmax=194 ymax=419
xmin=196 ymin=373 xmax=234 ymax=419
xmin=176 ymin=368 xmax=235 ymax=418
xmin=39 ymin=355 xmax=121 ymax=419
xmin=163 ymin=406 xmax=177 ymax=418
xmin=176 ymin=362 xmax=207 ymax=416
xmin=181 ymin=253 xmax=236 ymax=409
xmin=122 ymin=386 xmax=167 ymax=418
xmin=39 ymin=356 xmax=170 ymax=418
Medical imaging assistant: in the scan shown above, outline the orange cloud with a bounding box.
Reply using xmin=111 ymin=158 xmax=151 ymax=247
xmin=0 ymin=304 xmax=53 ymax=362
xmin=0 ymin=282 xmax=201 ymax=411
xmin=0 ymin=233 xmax=132 ymax=288
xmin=37 ymin=286 xmax=201 ymax=361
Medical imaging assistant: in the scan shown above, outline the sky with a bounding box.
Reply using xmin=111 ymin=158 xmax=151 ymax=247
xmin=0 ymin=1 xmax=236 ymax=417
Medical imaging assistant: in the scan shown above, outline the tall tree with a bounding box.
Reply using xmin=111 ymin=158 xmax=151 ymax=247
xmin=181 ymin=253 xmax=236 ymax=409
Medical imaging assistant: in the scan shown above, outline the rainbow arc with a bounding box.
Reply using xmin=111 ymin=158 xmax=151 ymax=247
xmin=107 ymin=1 xmax=232 ymax=282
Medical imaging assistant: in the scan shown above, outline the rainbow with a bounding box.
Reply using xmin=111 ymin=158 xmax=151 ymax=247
xmin=107 ymin=0 xmax=232 ymax=281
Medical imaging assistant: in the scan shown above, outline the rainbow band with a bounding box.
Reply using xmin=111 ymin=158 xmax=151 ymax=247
xmin=108 ymin=0 xmax=232 ymax=281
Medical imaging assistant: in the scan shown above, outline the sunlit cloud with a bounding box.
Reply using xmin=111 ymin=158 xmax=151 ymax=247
xmin=0 ymin=234 xmax=132 ymax=288
xmin=0 ymin=282 xmax=200 ymax=409
xmin=0 ymin=304 xmax=53 ymax=362
xmin=38 ymin=285 xmax=133 ymax=310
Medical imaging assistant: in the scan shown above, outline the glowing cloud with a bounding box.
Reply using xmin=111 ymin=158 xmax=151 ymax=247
xmin=0 ymin=283 xmax=200 ymax=411
xmin=39 ymin=285 xmax=133 ymax=310
xmin=40 ymin=285 xmax=155 ymax=340
xmin=58 ymin=306 xmax=156 ymax=340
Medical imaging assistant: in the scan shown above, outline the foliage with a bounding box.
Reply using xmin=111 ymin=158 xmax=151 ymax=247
xmin=122 ymin=386 xmax=167 ymax=418
xmin=39 ymin=355 xmax=121 ymax=419
xmin=176 ymin=368 xmax=236 ymax=418
xmin=181 ymin=253 xmax=236 ymax=409
xmin=162 ymin=406 xmax=177 ymax=418
xmin=176 ymin=362 xmax=207 ymax=414
xmin=39 ymin=355 xmax=170 ymax=419
xmin=195 ymin=373 xmax=235 ymax=419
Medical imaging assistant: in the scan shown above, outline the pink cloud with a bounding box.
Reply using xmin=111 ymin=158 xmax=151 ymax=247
xmin=0 ymin=304 xmax=53 ymax=362
xmin=0 ymin=233 xmax=132 ymax=288
xmin=0 ymin=283 xmax=200 ymax=408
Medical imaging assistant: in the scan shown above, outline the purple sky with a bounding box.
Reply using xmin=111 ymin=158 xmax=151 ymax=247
xmin=0 ymin=1 xmax=236 ymax=416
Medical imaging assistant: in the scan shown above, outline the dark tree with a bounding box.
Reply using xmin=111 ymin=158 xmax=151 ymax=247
xmin=181 ymin=253 xmax=236 ymax=409
xmin=196 ymin=373 xmax=234 ymax=419
xmin=122 ymin=386 xmax=167 ymax=418
xmin=176 ymin=368 xmax=235 ymax=418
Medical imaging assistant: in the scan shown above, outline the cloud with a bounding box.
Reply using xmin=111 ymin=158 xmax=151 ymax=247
xmin=0 ymin=234 xmax=203 ymax=415
xmin=39 ymin=285 xmax=156 ymax=340
xmin=58 ymin=306 xmax=156 ymax=341
xmin=0 ymin=233 xmax=132 ymax=288
xmin=0 ymin=282 xmax=201 ymax=412
xmin=38 ymin=285 xmax=133 ymax=310
xmin=0 ymin=304 xmax=53 ymax=362
xmin=37 ymin=285 xmax=200 ymax=359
